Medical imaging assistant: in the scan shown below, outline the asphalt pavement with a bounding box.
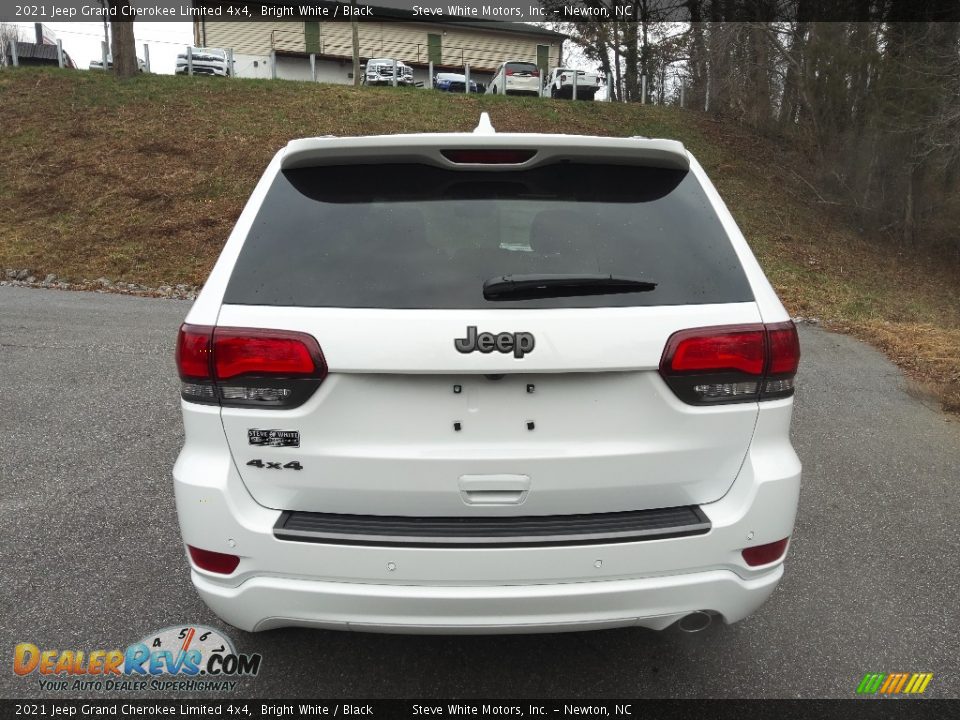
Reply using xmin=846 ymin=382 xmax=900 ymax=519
xmin=1 ymin=285 xmax=958 ymax=699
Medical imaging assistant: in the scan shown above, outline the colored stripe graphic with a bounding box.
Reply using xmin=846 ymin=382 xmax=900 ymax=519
xmin=880 ymin=673 xmax=908 ymax=694
xmin=857 ymin=673 xmax=886 ymax=694
xmin=857 ymin=672 xmax=933 ymax=695
xmin=904 ymin=673 xmax=934 ymax=694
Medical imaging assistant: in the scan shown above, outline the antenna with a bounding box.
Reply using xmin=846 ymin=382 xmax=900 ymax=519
xmin=473 ymin=112 xmax=496 ymax=135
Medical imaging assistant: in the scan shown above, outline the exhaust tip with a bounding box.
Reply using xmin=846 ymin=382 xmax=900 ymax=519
xmin=677 ymin=611 xmax=713 ymax=633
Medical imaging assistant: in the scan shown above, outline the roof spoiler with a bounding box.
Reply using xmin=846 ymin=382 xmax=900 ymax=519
xmin=280 ymin=116 xmax=690 ymax=172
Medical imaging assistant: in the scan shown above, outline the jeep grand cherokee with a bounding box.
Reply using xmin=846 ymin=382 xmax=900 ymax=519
xmin=173 ymin=114 xmax=801 ymax=634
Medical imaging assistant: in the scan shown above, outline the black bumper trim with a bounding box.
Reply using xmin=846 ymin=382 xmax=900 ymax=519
xmin=273 ymin=506 xmax=711 ymax=548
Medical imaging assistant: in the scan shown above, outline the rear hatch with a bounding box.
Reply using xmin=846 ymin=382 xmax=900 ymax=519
xmin=210 ymin=148 xmax=762 ymax=516
xmin=560 ymin=69 xmax=594 ymax=84
xmin=505 ymin=62 xmax=541 ymax=91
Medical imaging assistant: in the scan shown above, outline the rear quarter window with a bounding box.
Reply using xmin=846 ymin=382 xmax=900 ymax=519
xmin=223 ymin=162 xmax=754 ymax=309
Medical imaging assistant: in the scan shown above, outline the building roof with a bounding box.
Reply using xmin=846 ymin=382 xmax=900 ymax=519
xmin=425 ymin=19 xmax=567 ymax=40
xmin=6 ymin=40 xmax=76 ymax=68
xmin=11 ymin=41 xmax=59 ymax=61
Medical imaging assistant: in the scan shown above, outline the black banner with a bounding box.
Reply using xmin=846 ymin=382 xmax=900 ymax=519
xmin=2 ymin=700 xmax=959 ymax=719
xmin=2 ymin=0 xmax=958 ymax=24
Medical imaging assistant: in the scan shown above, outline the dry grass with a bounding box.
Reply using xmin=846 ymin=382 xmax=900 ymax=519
xmin=2 ymin=67 xmax=959 ymax=413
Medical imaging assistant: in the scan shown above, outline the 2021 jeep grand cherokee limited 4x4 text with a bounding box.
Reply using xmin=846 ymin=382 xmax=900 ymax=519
xmin=173 ymin=114 xmax=801 ymax=634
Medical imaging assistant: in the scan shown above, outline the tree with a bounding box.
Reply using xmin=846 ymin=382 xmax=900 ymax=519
xmin=553 ymin=0 xmax=960 ymax=251
xmin=685 ymin=1 xmax=708 ymax=109
xmin=109 ymin=1 xmax=137 ymax=79
xmin=0 ymin=23 xmax=18 ymax=67
xmin=539 ymin=2 xmax=625 ymax=100
xmin=541 ymin=0 xmax=683 ymax=103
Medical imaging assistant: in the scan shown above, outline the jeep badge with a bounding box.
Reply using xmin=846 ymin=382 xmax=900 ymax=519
xmin=454 ymin=326 xmax=535 ymax=359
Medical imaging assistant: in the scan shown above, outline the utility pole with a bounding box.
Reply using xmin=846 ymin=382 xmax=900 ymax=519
xmin=98 ymin=0 xmax=110 ymax=59
xmin=351 ymin=0 xmax=360 ymax=86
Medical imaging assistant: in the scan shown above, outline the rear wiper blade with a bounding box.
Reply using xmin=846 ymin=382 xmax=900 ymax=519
xmin=482 ymin=273 xmax=657 ymax=301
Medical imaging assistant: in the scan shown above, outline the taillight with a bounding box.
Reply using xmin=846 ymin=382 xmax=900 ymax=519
xmin=659 ymin=322 xmax=800 ymax=405
xmin=176 ymin=323 xmax=327 ymax=408
xmin=176 ymin=324 xmax=216 ymax=402
xmin=213 ymin=329 xmax=320 ymax=379
xmin=741 ymin=538 xmax=789 ymax=567
xmin=531 ymin=69 xmax=540 ymax=77
xmin=764 ymin=321 xmax=801 ymax=398
xmin=187 ymin=545 xmax=240 ymax=575
xmin=441 ymin=149 xmax=537 ymax=164
xmin=505 ymin=68 xmax=514 ymax=75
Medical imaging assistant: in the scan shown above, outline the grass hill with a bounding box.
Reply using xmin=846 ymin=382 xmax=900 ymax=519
xmin=2 ymin=67 xmax=958 ymax=411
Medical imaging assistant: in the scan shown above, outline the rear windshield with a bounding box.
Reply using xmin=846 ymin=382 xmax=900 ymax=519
xmin=507 ymin=62 xmax=539 ymax=73
xmin=223 ymin=163 xmax=754 ymax=309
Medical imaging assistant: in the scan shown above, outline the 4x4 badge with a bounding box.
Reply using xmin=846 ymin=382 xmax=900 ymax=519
xmin=454 ymin=326 xmax=535 ymax=359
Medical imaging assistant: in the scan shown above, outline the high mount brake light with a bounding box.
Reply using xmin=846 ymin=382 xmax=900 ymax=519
xmin=659 ymin=322 xmax=800 ymax=405
xmin=441 ymin=149 xmax=537 ymax=164
xmin=176 ymin=324 xmax=327 ymax=408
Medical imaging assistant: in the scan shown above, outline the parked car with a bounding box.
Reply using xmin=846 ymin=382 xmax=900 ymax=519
xmin=434 ymin=72 xmax=478 ymax=93
xmin=174 ymin=112 xmax=802 ymax=634
xmin=547 ymin=67 xmax=600 ymax=100
xmin=175 ymin=47 xmax=230 ymax=77
xmin=89 ymin=55 xmax=146 ymax=73
xmin=362 ymin=58 xmax=415 ymax=86
xmin=486 ymin=60 xmax=541 ymax=96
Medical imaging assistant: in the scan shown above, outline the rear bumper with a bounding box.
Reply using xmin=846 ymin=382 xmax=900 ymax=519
xmin=438 ymin=84 xmax=474 ymax=93
xmin=504 ymin=79 xmax=541 ymax=95
xmin=174 ymin=399 xmax=800 ymax=634
xmin=194 ymin=565 xmax=782 ymax=634
xmin=176 ymin=66 xmax=228 ymax=77
xmin=366 ymin=77 xmax=414 ymax=86
xmin=555 ymin=89 xmax=598 ymax=100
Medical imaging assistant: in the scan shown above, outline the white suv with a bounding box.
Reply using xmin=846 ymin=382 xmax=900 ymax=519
xmin=547 ymin=68 xmax=601 ymax=100
xmin=175 ymin=47 xmax=230 ymax=77
xmin=174 ymin=114 xmax=801 ymax=634
xmin=363 ymin=57 xmax=415 ymax=86
xmin=487 ymin=61 xmax=542 ymax=96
